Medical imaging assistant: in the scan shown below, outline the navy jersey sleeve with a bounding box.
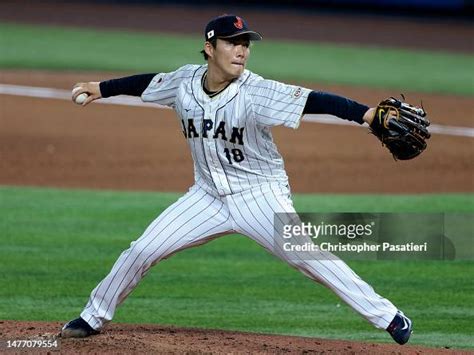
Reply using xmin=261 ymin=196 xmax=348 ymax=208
xmin=100 ymin=74 xmax=156 ymax=98
xmin=303 ymin=91 xmax=369 ymax=125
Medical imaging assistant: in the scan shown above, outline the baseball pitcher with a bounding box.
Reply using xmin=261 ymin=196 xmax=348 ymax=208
xmin=62 ymin=14 xmax=430 ymax=345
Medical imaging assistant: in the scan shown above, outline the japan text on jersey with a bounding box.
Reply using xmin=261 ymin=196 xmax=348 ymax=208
xmin=142 ymin=64 xmax=311 ymax=196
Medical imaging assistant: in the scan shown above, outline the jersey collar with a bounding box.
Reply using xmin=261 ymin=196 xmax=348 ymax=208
xmin=191 ymin=65 xmax=250 ymax=110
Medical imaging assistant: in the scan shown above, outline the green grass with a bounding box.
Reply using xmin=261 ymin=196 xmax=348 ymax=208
xmin=0 ymin=186 xmax=473 ymax=348
xmin=0 ymin=22 xmax=473 ymax=95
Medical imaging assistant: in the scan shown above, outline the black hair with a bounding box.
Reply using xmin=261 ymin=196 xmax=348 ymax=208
xmin=201 ymin=38 xmax=217 ymax=61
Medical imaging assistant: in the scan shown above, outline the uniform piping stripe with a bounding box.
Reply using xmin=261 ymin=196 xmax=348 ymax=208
xmin=83 ymin=187 xmax=201 ymax=315
xmin=102 ymin=192 xmax=214 ymax=317
xmin=266 ymin=185 xmax=387 ymax=323
xmin=112 ymin=198 xmax=230 ymax=314
xmin=213 ymin=106 xmax=235 ymax=195
xmin=253 ymin=102 xmax=301 ymax=115
xmin=88 ymin=187 xmax=204 ymax=314
xmin=147 ymin=201 xmax=230 ymax=266
xmin=246 ymin=82 xmax=306 ymax=97
xmin=84 ymin=187 xmax=203 ymax=318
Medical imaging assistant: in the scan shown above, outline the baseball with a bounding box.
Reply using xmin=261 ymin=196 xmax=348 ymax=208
xmin=74 ymin=93 xmax=89 ymax=105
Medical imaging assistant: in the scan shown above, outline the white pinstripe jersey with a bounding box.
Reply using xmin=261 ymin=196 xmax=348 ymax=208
xmin=142 ymin=64 xmax=311 ymax=196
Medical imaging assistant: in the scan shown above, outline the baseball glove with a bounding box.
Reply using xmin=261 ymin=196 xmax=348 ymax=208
xmin=369 ymin=96 xmax=430 ymax=160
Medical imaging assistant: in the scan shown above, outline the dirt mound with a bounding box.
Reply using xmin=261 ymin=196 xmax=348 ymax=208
xmin=1 ymin=320 xmax=465 ymax=354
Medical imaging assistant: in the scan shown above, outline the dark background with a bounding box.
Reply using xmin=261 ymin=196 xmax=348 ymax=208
xmin=87 ymin=0 xmax=472 ymax=18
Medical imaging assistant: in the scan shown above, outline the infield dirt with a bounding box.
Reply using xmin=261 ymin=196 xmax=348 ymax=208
xmin=1 ymin=320 xmax=470 ymax=354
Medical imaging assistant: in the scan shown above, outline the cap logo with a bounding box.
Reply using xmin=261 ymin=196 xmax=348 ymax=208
xmin=234 ymin=17 xmax=243 ymax=30
xmin=207 ymin=30 xmax=214 ymax=39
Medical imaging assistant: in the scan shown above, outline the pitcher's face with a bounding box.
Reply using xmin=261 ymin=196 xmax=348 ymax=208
xmin=206 ymin=37 xmax=250 ymax=80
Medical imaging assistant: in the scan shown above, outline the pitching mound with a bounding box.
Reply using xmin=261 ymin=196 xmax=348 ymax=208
xmin=1 ymin=320 xmax=465 ymax=354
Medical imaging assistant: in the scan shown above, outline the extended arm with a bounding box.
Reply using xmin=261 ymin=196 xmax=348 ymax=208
xmin=303 ymin=91 xmax=375 ymax=125
xmin=302 ymin=91 xmax=430 ymax=160
xmin=71 ymin=74 xmax=156 ymax=106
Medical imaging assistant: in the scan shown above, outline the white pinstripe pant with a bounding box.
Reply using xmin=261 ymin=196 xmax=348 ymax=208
xmin=81 ymin=183 xmax=397 ymax=330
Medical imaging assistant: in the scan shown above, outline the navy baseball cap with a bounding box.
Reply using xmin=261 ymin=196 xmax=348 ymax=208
xmin=205 ymin=15 xmax=262 ymax=41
